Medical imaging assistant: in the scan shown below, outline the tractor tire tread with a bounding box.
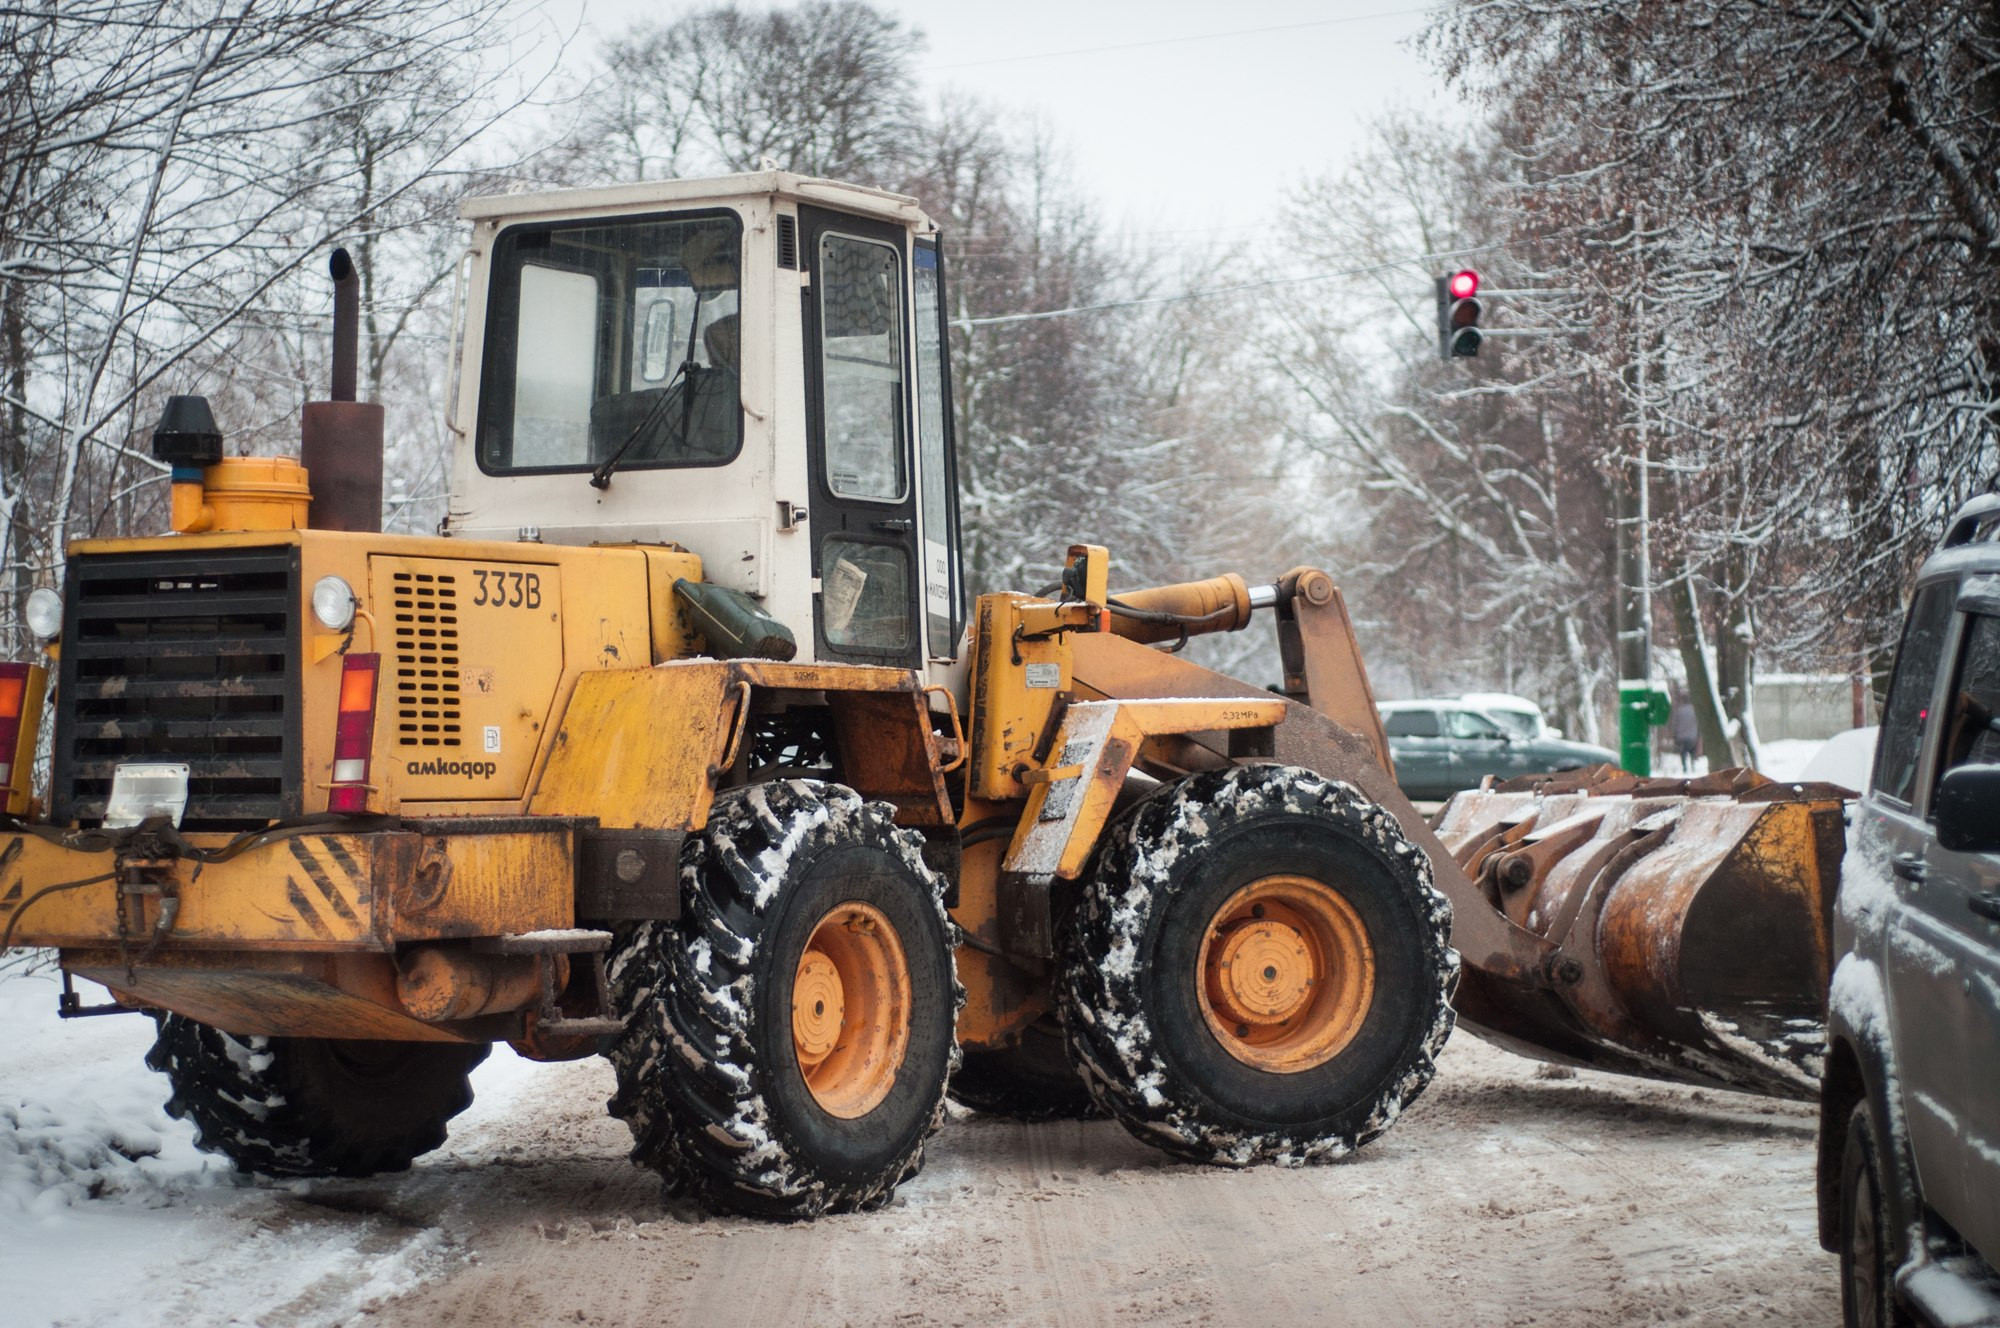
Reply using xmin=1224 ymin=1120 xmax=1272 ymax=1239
xmin=1059 ymin=763 xmax=1456 ymax=1166
xmin=605 ymin=779 xmax=961 ymax=1219
xmin=146 ymin=1015 xmax=487 ymax=1178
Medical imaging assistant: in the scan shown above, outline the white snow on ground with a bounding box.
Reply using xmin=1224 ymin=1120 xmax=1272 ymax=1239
xmin=0 ymin=958 xmax=1840 ymax=1327
xmin=1636 ymin=735 xmax=1847 ymax=785
xmin=0 ymin=965 xmax=545 ymax=1328
xmin=0 ymin=964 xmax=229 ymax=1327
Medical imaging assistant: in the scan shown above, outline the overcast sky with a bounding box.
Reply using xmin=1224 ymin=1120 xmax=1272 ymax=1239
xmin=553 ymin=0 xmax=1448 ymax=252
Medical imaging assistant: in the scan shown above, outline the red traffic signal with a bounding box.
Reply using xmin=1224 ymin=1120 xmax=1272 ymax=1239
xmin=1435 ymin=270 xmax=1484 ymax=359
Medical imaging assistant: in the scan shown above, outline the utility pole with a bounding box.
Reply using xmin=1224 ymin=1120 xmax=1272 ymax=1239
xmin=1422 ymin=259 xmax=1664 ymax=764
xmin=1615 ymin=207 xmax=1668 ymax=774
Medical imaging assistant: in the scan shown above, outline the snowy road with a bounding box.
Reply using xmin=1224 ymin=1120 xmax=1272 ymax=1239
xmin=1 ymin=967 xmax=1836 ymax=1326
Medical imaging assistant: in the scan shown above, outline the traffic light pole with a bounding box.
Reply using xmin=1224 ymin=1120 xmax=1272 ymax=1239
xmin=1462 ymin=327 xmax=1583 ymax=339
xmin=1423 ymin=258 xmax=1665 ymax=769
xmin=1432 ymin=255 xmax=1664 ymax=772
xmin=1614 ymin=207 xmax=1666 ymax=774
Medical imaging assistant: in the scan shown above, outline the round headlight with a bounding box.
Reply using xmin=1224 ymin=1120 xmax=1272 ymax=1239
xmin=311 ymin=575 xmax=357 ymax=631
xmin=24 ymin=587 xmax=62 ymax=641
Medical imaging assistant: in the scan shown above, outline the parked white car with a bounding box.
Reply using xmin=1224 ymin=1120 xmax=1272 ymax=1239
xmin=1454 ymin=691 xmax=1561 ymax=740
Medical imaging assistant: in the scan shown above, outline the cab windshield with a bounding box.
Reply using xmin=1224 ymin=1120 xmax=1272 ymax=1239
xmin=477 ymin=211 xmax=743 ymax=475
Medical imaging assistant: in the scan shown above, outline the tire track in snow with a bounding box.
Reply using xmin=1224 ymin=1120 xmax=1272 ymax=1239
xmin=3 ymin=965 xmax=1836 ymax=1328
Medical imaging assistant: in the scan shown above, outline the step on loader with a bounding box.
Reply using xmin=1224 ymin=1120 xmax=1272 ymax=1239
xmin=0 ymin=173 xmax=1845 ymax=1218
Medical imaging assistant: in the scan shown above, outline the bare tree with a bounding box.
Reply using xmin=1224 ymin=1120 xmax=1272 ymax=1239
xmin=1265 ymin=119 xmax=1622 ymax=741
xmin=563 ymin=1 xmax=925 ymax=185
xmin=0 ymin=0 xmax=554 ymax=652
xmin=1427 ymin=0 xmax=2000 ymax=718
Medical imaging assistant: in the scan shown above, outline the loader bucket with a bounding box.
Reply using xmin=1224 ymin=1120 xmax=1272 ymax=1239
xmin=1066 ymin=580 xmax=1848 ymax=1103
xmin=1433 ymin=765 xmax=1850 ymax=1099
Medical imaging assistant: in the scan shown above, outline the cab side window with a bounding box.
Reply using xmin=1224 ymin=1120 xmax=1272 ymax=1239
xmin=1939 ymin=612 xmax=2000 ymax=779
xmin=818 ymin=234 xmax=906 ymax=503
xmin=1447 ymin=710 xmax=1503 ymax=741
xmin=912 ymin=241 xmax=960 ymax=659
xmin=1875 ymin=581 xmax=1956 ymax=805
xmin=1383 ymin=710 xmax=1440 ymax=738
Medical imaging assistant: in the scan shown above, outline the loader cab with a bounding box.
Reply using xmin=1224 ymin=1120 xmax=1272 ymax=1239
xmin=447 ymin=173 xmax=965 ymax=677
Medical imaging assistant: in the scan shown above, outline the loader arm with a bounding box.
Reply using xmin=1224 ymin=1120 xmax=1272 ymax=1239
xmin=1065 ymin=627 xmax=1557 ymax=987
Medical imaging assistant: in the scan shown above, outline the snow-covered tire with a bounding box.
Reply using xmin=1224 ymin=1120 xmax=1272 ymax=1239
xmin=606 ymin=780 xmax=961 ymax=1220
xmin=145 ymin=1015 xmax=488 ymax=1178
xmin=1840 ymin=1101 xmax=1916 ymax=1328
xmin=1059 ymin=764 xmax=1456 ymax=1167
xmin=949 ymin=1017 xmax=1100 ymax=1121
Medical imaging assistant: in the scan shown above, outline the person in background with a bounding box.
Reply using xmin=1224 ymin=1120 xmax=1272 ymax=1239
xmin=1670 ymin=694 xmax=1700 ymax=773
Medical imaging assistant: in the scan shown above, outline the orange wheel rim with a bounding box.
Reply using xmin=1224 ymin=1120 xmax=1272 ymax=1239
xmin=792 ymin=901 xmax=912 ymax=1118
xmin=1196 ymin=874 xmax=1375 ymax=1072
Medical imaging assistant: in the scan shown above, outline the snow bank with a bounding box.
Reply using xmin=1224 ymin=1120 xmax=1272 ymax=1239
xmin=0 ymin=968 xmax=485 ymax=1328
xmin=1 ymin=1098 xmax=171 ymax=1215
xmin=1757 ymin=737 xmax=1830 ymax=783
xmin=1800 ymin=727 xmax=1878 ymax=792
xmin=0 ymin=972 xmax=217 ymax=1220
xmin=0 ymin=970 xmax=233 ymax=1326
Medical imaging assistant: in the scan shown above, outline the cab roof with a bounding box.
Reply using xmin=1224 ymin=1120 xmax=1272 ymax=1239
xmin=1922 ymin=495 xmax=2000 ymax=587
xmin=458 ymin=170 xmax=935 ymax=233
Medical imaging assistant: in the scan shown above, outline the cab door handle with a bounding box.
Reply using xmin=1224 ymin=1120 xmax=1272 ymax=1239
xmin=1971 ymin=891 xmax=2000 ymax=922
xmin=1892 ymin=855 xmax=1927 ymax=883
xmin=871 ymin=518 xmax=912 ymax=534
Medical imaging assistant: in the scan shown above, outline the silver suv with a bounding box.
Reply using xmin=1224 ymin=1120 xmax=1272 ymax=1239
xmin=1820 ymin=494 xmax=2000 ymax=1327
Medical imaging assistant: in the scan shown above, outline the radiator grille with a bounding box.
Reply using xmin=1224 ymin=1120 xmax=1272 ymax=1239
xmin=53 ymin=548 xmax=302 ymax=830
xmin=392 ymin=570 xmax=461 ymax=746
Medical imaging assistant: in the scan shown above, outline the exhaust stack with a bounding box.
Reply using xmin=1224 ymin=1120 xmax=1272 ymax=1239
xmin=300 ymin=246 xmax=384 ymax=532
xmin=330 ymin=246 xmax=359 ymax=403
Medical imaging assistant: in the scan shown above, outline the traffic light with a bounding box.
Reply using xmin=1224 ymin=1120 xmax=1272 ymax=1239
xmin=1434 ymin=269 xmax=1482 ymax=359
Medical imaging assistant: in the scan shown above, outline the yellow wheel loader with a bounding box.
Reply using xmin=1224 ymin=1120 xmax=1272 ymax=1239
xmin=0 ymin=173 xmax=1846 ymax=1218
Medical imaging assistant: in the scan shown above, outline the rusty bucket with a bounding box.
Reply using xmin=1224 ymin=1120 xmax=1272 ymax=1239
xmin=1433 ymin=765 xmax=1851 ymax=1099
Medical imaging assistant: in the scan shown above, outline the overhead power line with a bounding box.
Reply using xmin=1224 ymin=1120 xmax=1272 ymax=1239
xmin=951 ymin=241 xmax=1524 ymax=329
xmin=925 ymin=8 xmax=1440 ymax=72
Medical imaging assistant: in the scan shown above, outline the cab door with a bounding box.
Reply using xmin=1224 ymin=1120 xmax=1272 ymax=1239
xmin=800 ymin=206 xmax=922 ymax=669
xmin=1866 ymin=579 xmax=1966 ymax=1221
xmin=1922 ymin=603 xmax=2000 ymax=1261
xmin=912 ymin=237 xmax=964 ymax=663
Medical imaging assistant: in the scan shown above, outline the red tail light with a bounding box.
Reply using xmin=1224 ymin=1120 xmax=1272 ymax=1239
xmin=327 ymin=652 xmax=379 ymax=814
xmin=0 ymin=667 xmax=26 ymax=784
xmin=0 ymin=662 xmax=46 ymax=814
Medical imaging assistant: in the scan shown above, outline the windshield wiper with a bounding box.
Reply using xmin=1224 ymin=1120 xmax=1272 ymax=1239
xmin=594 ymin=288 xmax=707 ymax=490
xmin=590 ymin=357 xmax=693 ymax=490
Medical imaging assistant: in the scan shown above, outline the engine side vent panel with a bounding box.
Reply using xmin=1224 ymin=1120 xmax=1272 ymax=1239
xmin=368 ymin=553 xmax=563 ymax=804
xmin=392 ymin=570 xmax=461 ymax=747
